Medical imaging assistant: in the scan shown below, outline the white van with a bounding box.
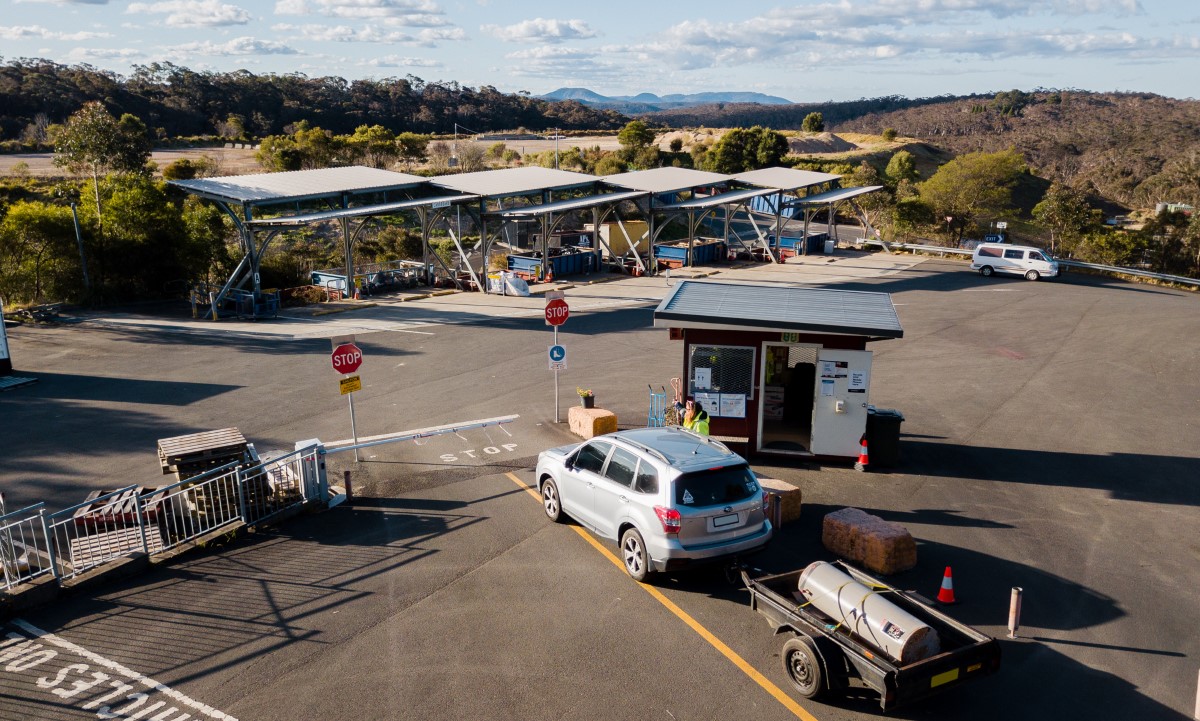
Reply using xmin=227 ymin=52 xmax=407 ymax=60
xmin=971 ymin=243 xmax=1059 ymax=280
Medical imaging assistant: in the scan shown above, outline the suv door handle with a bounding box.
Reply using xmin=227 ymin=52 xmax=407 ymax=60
xmin=619 ymin=496 xmax=628 ymax=503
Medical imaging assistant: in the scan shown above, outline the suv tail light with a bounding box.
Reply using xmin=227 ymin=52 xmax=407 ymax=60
xmin=654 ymin=506 xmax=681 ymax=534
xmin=761 ymin=490 xmax=770 ymax=511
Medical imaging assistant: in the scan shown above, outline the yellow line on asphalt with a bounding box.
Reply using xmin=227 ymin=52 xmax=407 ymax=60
xmin=504 ymin=471 xmax=819 ymax=721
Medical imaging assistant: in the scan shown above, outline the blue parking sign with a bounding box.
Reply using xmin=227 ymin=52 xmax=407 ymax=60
xmin=548 ymin=344 xmax=567 ymax=369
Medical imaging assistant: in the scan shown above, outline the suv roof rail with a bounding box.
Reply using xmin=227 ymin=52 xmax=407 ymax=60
xmin=619 ymin=436 xmax=670 ymax=464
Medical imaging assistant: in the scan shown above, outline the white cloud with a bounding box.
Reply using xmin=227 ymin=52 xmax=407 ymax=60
xmin=126 ymin=0 xmax=252 ymax=28
xmin=416 ymin=27 xmax=464 ymax=44
xmin=14 ymin=0 xmax=110 ymax=5
xmin=506 ymin=45 xmax=596 ymax=61
xmin=271 ymin=23 xmax=415 ymax=42
xmin=483 ymin=18 xmax=596 ymax=43
xmin=0 ymin=25 xmax=111 ymax=40
xmin=67 ymin=47 xmax=143 ymax=60
xmin=367 ymin=55 xmax=442 ymax=67
xmin=275 ymin=0 xmax=446 ymax=24
xmin=176 ymin=36 xmax=299 ymax=55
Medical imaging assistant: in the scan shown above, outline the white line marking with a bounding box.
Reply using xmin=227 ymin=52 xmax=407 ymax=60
xmin=12 ymin=619 xmax=238 ymax=721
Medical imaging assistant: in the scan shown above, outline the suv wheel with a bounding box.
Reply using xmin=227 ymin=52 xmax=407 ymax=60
xmin=542 ymin=478 xmax=564 ymax=523
xmin=620 ymin=528 xmax=654 ymax=582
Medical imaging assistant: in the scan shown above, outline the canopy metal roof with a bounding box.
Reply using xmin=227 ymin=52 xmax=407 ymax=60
xmin=487 ymin=190 xmax=648 ymax=218
xmin=168 ymin=166 xmax=427 ymax=206
xmin=602 ymin=167 xmax=731 ymax=194
xmin=653 ymin=280 xmax=903 ymax=340
xmin=430 ymin=166 xmax=597 ymax=197
xmin=789 ymin=185 xmax=884 ymax=206
xmin=245 ymin=194 xmax=478 ymax=228
xmin=658 ymin=186 xmax=776 ymax=211
xmin=733 ymin=167 xmax=841 ymax=191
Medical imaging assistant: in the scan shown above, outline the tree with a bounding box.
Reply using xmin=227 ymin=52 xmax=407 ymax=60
xmin=456 ymin=143 xmax=487 ymax=172
xmin=705 ymin=126 xmax=788 ymax=173
xmin=0 ymin=201 xmax=77 ymax=303
xmin=1032 ymin=182 xmax=1093 ymax=255
xmin=885 ymin=151 xmax=918 ymax=186
xmin=396 ymin=132 xmax=430 ymax=167
xmin=594 ymin=155 xmax=624 ymax=175
xmin=801 ymin=112 xmax=825 ymax=133
xmin=882 ymin=127 xmax=898 ymax=142
xmin=347 ymin=125 xmax=397 ymax=169
xmin=617 ymin=120 xmax=655 ymax=153
xmin=669 ymin=137 xmax=684 ymax=153
xmin=53 ymin=102 xmax=151 ymax=231
xmin=427 ymin=140 xmax=452 ymax=171
xmin=918 ymin=149 xmax=1026 ymax=243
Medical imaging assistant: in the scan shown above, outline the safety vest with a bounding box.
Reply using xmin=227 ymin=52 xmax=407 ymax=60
xmin=684 ymin=410 xmax=710 ymax=435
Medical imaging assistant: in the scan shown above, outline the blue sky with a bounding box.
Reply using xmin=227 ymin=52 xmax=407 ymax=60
xmin=3 ymin=0 xmax=1198 ymax=102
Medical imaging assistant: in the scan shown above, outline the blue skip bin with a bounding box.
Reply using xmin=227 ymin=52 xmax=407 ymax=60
xmin=508 ymin=249 xmax=596 ymax=279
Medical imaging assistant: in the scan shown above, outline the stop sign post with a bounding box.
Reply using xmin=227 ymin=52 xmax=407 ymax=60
xmin=331 ymin=342 xmax=363 ymax=374
xmin=545 ymin=297 xmax=569 ymax=423
xmin=330 ymin=340 xmax=363 ymax=460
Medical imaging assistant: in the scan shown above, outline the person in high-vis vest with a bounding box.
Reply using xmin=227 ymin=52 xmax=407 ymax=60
xmin=681 ymin=399 xmax=710 ymax=436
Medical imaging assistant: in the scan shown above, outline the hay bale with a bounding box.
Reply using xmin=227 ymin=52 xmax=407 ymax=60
xmin=756 ymin=477 xmax=802 ymax=525
xmin=822 ymin=507 xmax=916 ymax=575
xmin=568 ymin=407 xmax=617 ymax=440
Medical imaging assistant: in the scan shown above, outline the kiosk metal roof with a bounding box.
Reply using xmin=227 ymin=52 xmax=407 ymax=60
xmin=658 ymin=186 xmax=776 ymax=210
xmin=487 ymin=190 xmax=648 ymax=218
xmin=789 ymin=185 xmax=884 ymax=205
xmin=602 ymin=167 xmax=731 ymax=194
xmin=430 ymin=166 xmax=597 ymax=197
xmin=169 ymin=166 xmax=427 ymax=206
xmin=653 ymin=280 xmax=903 ymax=340
xmin=245 ymin=193 xmax=478 ymax=228
xmin=733 ymin=167 xmax=841 ymax=191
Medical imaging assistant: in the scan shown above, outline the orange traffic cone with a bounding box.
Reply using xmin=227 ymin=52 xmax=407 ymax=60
xmin=937 ymin=566 xmax=957 ymax=605
xmin=544 ymin=264 xmax=554 ymax=283
xmin=854 ymin=435 xmax=870 ymax=472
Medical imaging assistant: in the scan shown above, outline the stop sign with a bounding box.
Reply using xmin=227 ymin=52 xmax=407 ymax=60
xmin=545 ymin=298 xmax=569 ymax=326
xmin=331 ymin=343 xmax=363 ymax=374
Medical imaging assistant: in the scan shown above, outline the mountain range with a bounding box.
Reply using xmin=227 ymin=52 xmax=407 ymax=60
xmin=540 ymin=87 xmax=793 ymax=113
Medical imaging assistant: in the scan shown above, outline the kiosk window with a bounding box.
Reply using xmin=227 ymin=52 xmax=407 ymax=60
xmin=689 ymin=345 xmax=756 ymax=399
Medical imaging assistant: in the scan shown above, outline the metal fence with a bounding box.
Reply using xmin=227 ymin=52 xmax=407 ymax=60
xmin=0 ymin=502 xmax=55 ymax=591
xmin=3 ymin=444 xmax=323 ymax=591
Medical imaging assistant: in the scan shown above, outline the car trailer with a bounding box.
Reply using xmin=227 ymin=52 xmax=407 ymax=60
xmin=741 ymin=562 xmax=1000 ymax=710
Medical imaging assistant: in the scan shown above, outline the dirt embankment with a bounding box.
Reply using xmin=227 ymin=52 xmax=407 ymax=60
xmin=0 ymin=146 xmax=263 ymax=178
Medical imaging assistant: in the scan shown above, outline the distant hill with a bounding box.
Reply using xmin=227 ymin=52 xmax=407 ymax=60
xmin=541 ymin=87 xmax=793 ymax=112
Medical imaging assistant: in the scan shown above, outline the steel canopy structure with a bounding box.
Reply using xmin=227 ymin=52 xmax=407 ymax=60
xmin=171 ymin=163 xmax=878 ymax=315
xmin=787 ymin=185 xmax=886 ymax=249
xmin=170 ymin=167 xmax=432 ymax=316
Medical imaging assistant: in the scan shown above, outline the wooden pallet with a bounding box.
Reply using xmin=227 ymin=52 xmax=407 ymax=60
xmin=157 ymin=428 xmax=250 ymax=480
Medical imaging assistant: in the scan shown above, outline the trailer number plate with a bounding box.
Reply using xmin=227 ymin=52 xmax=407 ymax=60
xmin=713 ymin=513 xmax=739 ymax=528
xmin=931 ymin=668 xmax=960 ymax=688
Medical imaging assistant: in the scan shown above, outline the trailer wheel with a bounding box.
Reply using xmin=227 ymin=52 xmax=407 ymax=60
xmin=782 ymin=636 xmax=824 ymax=699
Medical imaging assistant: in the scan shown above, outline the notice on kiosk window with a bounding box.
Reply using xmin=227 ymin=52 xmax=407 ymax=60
xmin=694 ymin=367 xmax=712 ymax=390
xmin=848 ymin=371 xmax=867 ymax=392
xmin=695 ymin=392 xmax=720 ymax=416
xmin=821 ymin=379 xmax=835 ymax=396
xmin=719 ymin=394 xmax=746 ymax=419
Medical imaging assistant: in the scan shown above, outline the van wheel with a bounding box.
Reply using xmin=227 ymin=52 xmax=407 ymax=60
xmin=980 ymin=266 xmax=994 ymax=277
xmin=1025 ymin=269 xmax=1040 ymax=281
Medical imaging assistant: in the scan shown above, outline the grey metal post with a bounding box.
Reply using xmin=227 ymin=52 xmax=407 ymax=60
xmin=132 ymin=493 xmax=150 ymax=556
xmin=69 ymin=202 xmax=91 ymax=292
xmin=341 ymin=216 xmax=354 ymax=299
xmin=38 ymin=508 xmax=60 ymax=583
xmin=554 ymin=324 xmax=560 ymax=424
xmin=236 ymin=467 xmax=249 ymax=523
xmin=348 ymin=392 xmax=360 ymax=462
xmin=1007 ymin=587 xmax=1023 ymax=638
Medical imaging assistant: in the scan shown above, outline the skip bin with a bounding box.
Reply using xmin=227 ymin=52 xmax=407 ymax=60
xmin=866 ymin=407 xmax=905 ymax=467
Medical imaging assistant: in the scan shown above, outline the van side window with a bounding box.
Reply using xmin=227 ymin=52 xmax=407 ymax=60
xmin=1029 ymin=252 xmax=1045 ymax=261
xmin=978 ymin=246 xmax=1002 ymax=258
xmin=1004 ymin=249 xmax=1024 ymax=259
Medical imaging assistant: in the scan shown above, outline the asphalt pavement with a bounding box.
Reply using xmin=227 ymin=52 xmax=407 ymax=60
xmin=1 ymin=252 xmax=1197 ymax=720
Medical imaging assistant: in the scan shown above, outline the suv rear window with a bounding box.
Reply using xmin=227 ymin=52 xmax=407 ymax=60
xmin=674 ymin=465 xmax=759 ymax=507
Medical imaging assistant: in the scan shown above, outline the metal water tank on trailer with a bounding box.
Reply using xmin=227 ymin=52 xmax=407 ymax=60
xmin=797 ymin=561 xmax=940 ymax=665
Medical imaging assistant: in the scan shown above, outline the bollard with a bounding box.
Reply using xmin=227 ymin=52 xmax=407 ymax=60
xmin=771 ymin=494 xmax=783 ymax=528
xmin=343 ymin=470 xmax=353 ymax=502
xmin=1007 ymin=587 xmax=1023 ymax=639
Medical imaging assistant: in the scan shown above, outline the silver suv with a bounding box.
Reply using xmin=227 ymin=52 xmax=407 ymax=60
xmin=535 ymin=427 xmax=773 ymax=581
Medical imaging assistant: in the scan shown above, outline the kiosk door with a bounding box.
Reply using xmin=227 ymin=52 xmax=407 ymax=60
xmin=810 ymin=349 xmax=872 ymax=457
